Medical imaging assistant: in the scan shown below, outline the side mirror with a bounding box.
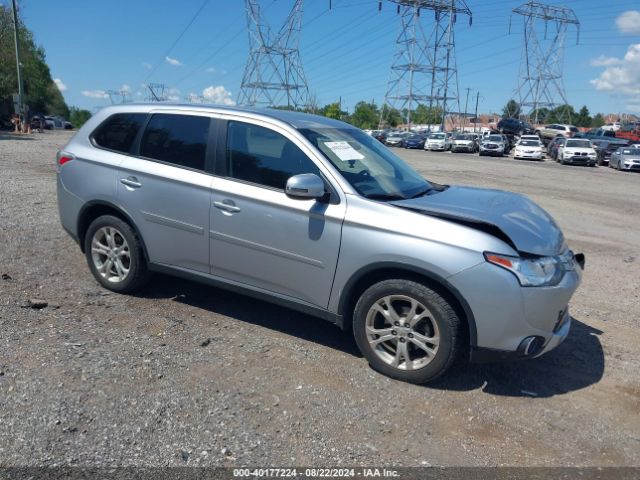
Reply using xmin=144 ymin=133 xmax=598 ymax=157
xmin=285 ymin=173 xmax=326 ymax=200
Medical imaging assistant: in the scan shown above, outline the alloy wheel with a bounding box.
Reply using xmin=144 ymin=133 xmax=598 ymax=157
xmin=90 ymin=226 xmax=131 ymax=283
xmin=365 ymin=295 xmax=440 ymax=371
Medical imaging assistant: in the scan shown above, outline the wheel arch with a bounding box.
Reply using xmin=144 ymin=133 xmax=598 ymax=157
xmin=77 ymin=201 xmax=149 ymax=262
xmin=337 ymin=262 xmax=477 ymax=349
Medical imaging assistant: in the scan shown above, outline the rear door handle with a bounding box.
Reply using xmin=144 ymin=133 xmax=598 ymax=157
xmin=120 ymin=177 xmax=142 ymax=189
xmin=213 ymin=200 xmax=241 ymax=213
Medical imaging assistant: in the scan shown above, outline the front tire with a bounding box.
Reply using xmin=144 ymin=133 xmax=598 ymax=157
xmin=353 ymin=279 xmax=463 ymax=384
xmin=84 ymin=215 xmax=149 ymax=293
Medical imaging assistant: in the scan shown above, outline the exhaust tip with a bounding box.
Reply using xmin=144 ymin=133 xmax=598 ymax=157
xmin=518 ymin=336 xmax=545 ymax=357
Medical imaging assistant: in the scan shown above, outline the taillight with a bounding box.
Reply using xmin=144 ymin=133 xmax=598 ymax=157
xmin=56 ymin=150 xmax=75 ymax=166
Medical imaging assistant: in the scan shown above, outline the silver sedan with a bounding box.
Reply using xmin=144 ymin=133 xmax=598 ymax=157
xmin=609 ymin=147 xmax=640 ymax=171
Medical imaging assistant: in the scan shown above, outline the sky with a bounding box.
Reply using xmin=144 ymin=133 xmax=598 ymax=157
xmin=7 ymin=0 xmax=640 ymax=116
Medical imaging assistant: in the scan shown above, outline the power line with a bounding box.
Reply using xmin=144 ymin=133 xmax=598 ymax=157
xmin=143 ymin=0 xmax=211 ymax=83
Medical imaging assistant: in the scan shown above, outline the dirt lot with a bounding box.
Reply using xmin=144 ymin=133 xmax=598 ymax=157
xmin=0 ymin=130 xmax=639 ymax=467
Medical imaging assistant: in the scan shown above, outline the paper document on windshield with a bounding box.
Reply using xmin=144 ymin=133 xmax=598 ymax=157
xmin=323 ymin=141 xmax=365 ymax=161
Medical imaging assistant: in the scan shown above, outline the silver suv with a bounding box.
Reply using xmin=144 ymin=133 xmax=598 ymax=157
xmin=57 ymin=105 xmax=584 ymax=383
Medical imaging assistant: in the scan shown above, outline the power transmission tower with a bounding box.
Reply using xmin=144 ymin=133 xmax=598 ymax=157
xmin=107 ymin=89 xmax=131 ymax=105
xmin=238 ymin=0 xmax=313 ymax=111
xmin=510 ymin=2 xmax=579 ymax=125
xmin=380 ymin=0 xmax=472 ymax=130
xmin=145 ymin=83 xmax=168 ymax=102
xmin=185 ymin=94 xmax=206 ymax=104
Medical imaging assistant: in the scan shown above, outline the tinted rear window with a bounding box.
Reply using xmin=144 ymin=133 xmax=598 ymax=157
xmin=570 ymin=126 xmax=579 ymax=132
xmin=92 ymin=113 xmax=147 ymax=153
xmin=140 ymin=114 xmax=210 ymax=171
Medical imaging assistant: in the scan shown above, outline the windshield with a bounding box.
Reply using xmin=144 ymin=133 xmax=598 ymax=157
xmin=429 ymin=133 xmax=445 ymax=139
xmin=300 ymin=127 xmax=431 ymax=200
xmin=566 ymin=140 xmax=591 ymax=148
xmin=621 ymin=148 xmax=640 ymax=155
xmin=519 ymin=140 xmax=540 ymax=146
xmin=486 ymin=135 xmax=503 ymax=142
xmin=454 ymin=134 xmax=470 ymax=140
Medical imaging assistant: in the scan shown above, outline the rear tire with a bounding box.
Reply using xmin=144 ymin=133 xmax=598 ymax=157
xmin=84 ymin=215 xmax=149 ymax=293
xmin=353 ymin=279 xmax=463 ymax=384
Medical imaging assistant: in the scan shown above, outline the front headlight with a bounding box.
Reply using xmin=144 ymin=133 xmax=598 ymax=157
xmin=485 ymin=252 xmax=564 ymax=287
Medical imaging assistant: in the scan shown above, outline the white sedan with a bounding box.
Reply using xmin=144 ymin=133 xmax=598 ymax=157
xmin=513 ymin=139 xmax=544 ymax=160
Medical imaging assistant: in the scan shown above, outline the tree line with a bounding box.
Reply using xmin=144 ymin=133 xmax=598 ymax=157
xmin=501 ymin=99 xmax=607 ymax=128
xmin=0 ymin=6 xmax=91 ymax=127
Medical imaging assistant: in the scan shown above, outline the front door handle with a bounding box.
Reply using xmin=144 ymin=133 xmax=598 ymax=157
xmin=213 ymin=200 xmax=241 ymax=213
xmin=120 ymin=177 xmax=142 ymax=189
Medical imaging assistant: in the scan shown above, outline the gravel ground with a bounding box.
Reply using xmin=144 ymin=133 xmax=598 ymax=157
xmin=0 ymin=130 xmax=638 ymax=467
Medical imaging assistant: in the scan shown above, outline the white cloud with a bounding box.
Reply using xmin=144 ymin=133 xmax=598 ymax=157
xmin=616 ymin=10 xmax=640 ymax=35
xmin=202 ymin=85 xmax=235 ymax=105
xmin=590 ymin=43 xmax=640 ymax=111
xmin=206 ymin=67 xmax=216 ymax=73
xmin=165 ymin=56 xmax=183 ymax=66
xmin=81 ymin=89 xmax=109 ymax=99
xmin=168 ymin=87 xmax=180 ymax=95
xmin=53 ymin=78 xmax=67 ymax=92
xmin=142 ymin=62 xmax=152 ymax=69
xmin=590 ymin=55 xmax=622 ymax=67
xmin=120 ymin=84 xmax=131 ymax=93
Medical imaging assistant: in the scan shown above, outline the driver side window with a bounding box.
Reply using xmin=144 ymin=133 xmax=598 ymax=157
xmin=226 ymin=121 xmax=321 ymax=190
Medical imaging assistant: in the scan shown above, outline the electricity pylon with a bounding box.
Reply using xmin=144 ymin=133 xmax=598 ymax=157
xmin=380 ymin=0 xmax=472 ymax=130
xmin=107 ymin=89 xmax=131 ymax=105
xmin=238 ymin=0 xmax=313 ymax=110
xmin=510 ymin=1 xmax=580 ymax=124
xmin=145 ymin=83 xmax=168 ymax=102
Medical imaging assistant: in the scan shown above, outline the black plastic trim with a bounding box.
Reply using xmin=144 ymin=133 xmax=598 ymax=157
xmin=470 ymin=346 xmax=524 ymax=363
xmin=337 ymin=262 xmax=478 ymax=347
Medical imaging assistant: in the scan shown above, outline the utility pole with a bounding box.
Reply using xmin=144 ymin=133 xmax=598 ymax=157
xmin=11 ymin=0 xmax=24 ymax=118
xmin=473 ymin=91 xmax=480 ymax=133
xmin=463 ymin=87 xmax=471 ymax=133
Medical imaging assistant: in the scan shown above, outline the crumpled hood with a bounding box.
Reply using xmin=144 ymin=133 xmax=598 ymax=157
xmin=391 ymin=186 xmax=565 ymax=256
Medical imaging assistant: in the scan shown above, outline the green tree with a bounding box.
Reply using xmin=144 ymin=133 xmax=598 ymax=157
xmin=69 ymin=107 xmax=92 ymax=128
xmin=320 ymin=102 xmax=344 ymax=120
xmin=380 ymin=104 xmax=402 ymax=128
xmin=412 ymin=104 xmax=443 ymax=124
xmin=592 ymin=113 xmax=605 ymax=128
xmin=502 ymin=99 xmax=521 ymax=119
xmin=575 ymin=106 xmax=592 ymax=128
xmin=0 ymin=5 xmax=69 ymax=119
xmin=349 ymin=101 xmax=379 ymax=129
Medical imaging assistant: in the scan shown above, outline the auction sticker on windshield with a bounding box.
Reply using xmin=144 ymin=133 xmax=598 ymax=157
xmin=323 ymin=141 xmax=365 ymax=161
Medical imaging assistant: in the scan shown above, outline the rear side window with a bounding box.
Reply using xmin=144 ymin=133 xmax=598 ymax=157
xmin=92 ymin=113 xmax=146 ymax=153
xmin=225 ymin=121 xmax=320 ymax=190
xmin=140 ymin=114 xmax=210 ymax=171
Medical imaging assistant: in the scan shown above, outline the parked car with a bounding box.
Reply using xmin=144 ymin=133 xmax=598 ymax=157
xmin=450 ymin=134 xmax=477 ymax=153
xmin=497 ymin=118 xmax=534 ymax=137
xmin=56 ymin=104 xmax=584 ymax=384
xmin=401 ymin=134 xmax=426 ymax=149
xmin=574 ymin=128 xmax=629 ymax=149
xmin=501 ymin=134 xmax=513 ymax=154
xmin=590 ymin=139 xmax=628 ymax=166
xmin=537 ymin=124 xmax=579 ymax=144
xmin=373 ymin=130 xmax=388 ymax=144
xmin=424 ymin=132 xmax=451 ymax=151
xmin=609 ymin=146 xmax=640 ymax=171
xmin=547 ymin=137 xmax=566 ymax=161
xmin=385 ymin=131 xmax=409 ymax=147
xmin=520 ymin=134 xmax=541 ymax=142
xmin=601 ymin=122 xmax=621 ymax=132
xmin=479 ymin=134 xmax=506 ymax=157
xmin=557 ymin=139 xmax=597 ymax=166
xmin=513 ymin=139 xmax=544 ymax=161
